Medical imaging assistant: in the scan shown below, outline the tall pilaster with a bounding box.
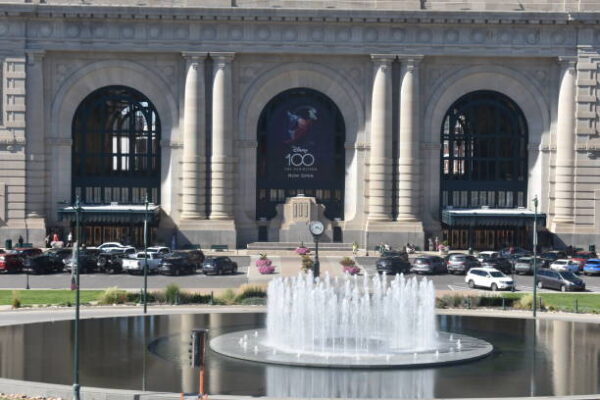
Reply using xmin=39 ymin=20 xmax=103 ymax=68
xmin=553 ymin=57 xmax=577 ymax=227
xmin=210 ymin=52 xmax=235 ymax=220
xmin=25 ymin=50 xmax=46 ymax=219
xmin=368 ymin=55 xmax=394 ymax=222
xmin=397 ymin=56 xmax=423 ymax=222
xmin=181 ymin=52 xmax=207 ymax=220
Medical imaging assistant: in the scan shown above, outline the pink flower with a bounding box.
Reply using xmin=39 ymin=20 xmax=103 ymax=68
xmin=258 ymin=265 xmax=275 ymax=274
xmin=255 ymin=258 xmax=272 ymax=267
xmin=295 ymin=247 xmax=310 ymax=255
xmin=343 ymin=265 xmax=361 ymax=275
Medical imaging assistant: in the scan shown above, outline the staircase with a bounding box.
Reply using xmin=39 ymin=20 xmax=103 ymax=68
xmin=246 ymin=241 xmax=354 ymax=252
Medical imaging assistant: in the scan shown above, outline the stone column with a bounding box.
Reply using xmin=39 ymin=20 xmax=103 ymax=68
xmin=397 ymin=56 xmax=423 ymax=222
xmin=368 ymin=55 xmax=394 ymax=221
xmin=210 ymin=53 xmax=235 ymax=220
xmin=553 ymin=57 xmax=577 ymax=225
xmin=181 ymin=52 xmax=207 ymax=220
xmin=25 ymin=50 xmax=46 ymax=218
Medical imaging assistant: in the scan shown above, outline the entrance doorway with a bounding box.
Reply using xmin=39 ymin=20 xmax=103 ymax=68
xmin=81 ymin=224 xmax=157 ymax=247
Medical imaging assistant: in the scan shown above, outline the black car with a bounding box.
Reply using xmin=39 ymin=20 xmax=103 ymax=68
xmin=537 ymin=269 xmax=585 ymax=292
xmin=65 ymin=249 xmax=101 ymax=273
xmin=22 ymin=255 xmax=63 ymax=274
xmin=44 ymin=248 xmax=73 ymax=264
xmin=411 ymin=256 xmax=446 ymax=274
xmin=202 ymin=256 xmax=238 ymax=275
xmin=97 ymin=252 xmax=125 ymax=274
xmin=540 ymin=251 xmax=568 ymax=264
xmin=376 ymin=255 xmax=411 ymax=275
xmin=159 ymin=254 xmax=196 ymax=276
xmin=480 ymin=257 xmax=513 ymax=274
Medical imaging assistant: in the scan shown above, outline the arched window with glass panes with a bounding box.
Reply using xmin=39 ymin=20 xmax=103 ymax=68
xmin=440 ymin=90 xmax=528 ymax=210
xmin=72 ymin=86 xmax=161 ymax=205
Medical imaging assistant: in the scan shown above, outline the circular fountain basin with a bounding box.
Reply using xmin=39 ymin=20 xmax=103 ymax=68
xmin=210 ymin=328 xmax=493 ymax=368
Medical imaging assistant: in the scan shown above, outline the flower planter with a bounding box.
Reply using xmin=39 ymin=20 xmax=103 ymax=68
xmin=258 ymin=265 xmax=276 ymax=274
xmin=255 ymin=258 xmax=273 ymax=267
xmin=295 ymin=247 xmax=310 ymax=256
xmin=343 ymin=265 xmax=361 ymax=275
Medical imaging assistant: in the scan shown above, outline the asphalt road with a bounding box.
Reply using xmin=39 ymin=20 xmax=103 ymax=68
xmin=2 ymin=266 xmax=600 ymax=293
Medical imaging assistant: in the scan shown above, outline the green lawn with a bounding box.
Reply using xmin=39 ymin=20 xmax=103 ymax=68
xmin=502 ymin=292 xmax=600 ymax=313
xmin=0 ymin=290 xmax=103 ymax=306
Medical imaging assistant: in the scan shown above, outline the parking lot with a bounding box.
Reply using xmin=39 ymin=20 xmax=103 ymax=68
xmin=2 ymin=257 xmax=600 ymax=293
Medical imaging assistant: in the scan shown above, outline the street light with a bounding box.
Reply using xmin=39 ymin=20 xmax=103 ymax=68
xmin=532 ymin=195 xmax=539 ymax=318
xmin=72 ymin=195 xmax=82 ymax=400
xmin=143 ymin=193 xmax=149 ymax=315
xmin=309 ymin=221 xmax=325 ymax=278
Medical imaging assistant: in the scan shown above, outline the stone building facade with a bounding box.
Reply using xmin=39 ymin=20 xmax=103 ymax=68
xmin=0 ymin=0 xmax=599 ymax=249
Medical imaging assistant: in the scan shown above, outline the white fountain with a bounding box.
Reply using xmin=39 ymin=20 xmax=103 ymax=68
xmin=210 ymin=272 xmax=492 ymax=368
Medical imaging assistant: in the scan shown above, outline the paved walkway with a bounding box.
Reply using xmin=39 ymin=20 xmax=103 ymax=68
xmin=247 ymin=254 xmax=360 ymax=282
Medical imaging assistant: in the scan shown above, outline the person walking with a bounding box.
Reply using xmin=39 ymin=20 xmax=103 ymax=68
xmin=352 ymin=241 xmax=358 ymax=255
xmin=67 ymin=232 xmax=73 ymax=247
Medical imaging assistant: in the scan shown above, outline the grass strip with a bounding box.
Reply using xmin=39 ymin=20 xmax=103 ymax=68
xmin=0 ymin=290 xmax=103 ymax=306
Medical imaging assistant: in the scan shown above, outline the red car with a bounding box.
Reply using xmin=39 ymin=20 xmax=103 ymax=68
xmin=1 ymin=247 xmax=43 ymax=273
xmin=571 ymin=251 xmax=597 ymax=271
xmin=0 ymin=253 xmax=24 ymax=273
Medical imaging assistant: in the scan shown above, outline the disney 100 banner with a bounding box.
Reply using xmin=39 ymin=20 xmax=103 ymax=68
xmin=261 ymin=91 xmax=337 ymax=188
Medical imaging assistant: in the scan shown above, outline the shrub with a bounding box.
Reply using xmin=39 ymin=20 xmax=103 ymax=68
xmin=11 ymin=291 xmax=21 ymax=309
xmin=236 ymin=284 xmax=267 ymax=301
xmin=98 ymin=287 xmax=128 ymax=305
xmin=214 ymin=289 xmax=237 ymax=305
xmin=339 ymin=257 xmax=356 ymax=267
xmin=185 ymin=292 xmax=213 ymax=304
xmin=301 ymin=255 xmax=314 ymax=272
xmin=164 ymin=283 xmax=181 ymax=305
xmin=240 ymin=297 xmax=267 ymax=306
xmin=514 ymin=294 xmax=534 ymax=310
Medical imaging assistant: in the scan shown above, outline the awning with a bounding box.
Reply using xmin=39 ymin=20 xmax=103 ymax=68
xmin=58 ymin=204 xmax=161 ymax=224
xmin=442 ymin=208 xmax=546 ymax=228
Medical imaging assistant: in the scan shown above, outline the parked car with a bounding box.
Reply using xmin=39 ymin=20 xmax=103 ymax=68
xmin=64 ymin=249 xmax=101 ymax=273
xmin=465 ymin=267 xmax=515 ymax=291
xmin=202 ymin=256 xmax=238 ymax=275
xmin=0 ymin=253 xmax=23 ymax=273
xmin=11 ymin=247 xmax=43 ymax=259
xmin=550 ymin=259 xmax=580 ymax=274
xmin=537 ymin=269 xmax=585 ymax=292
xmin=513 ymin=256 xmax=548 ymax=275
xmin=103 ymin=246 xmax=136 ymax=256
xmin=97 ymin=252 xmax=126 ymax=274
xmin=499 ymin=247 xmax=532 ymax=258
xmin=147 ymin=246 xmax=171 ymax=255
xmin=571 ymin=251 xmax=597 ymax=271
xmin=376 ymin=255 xmax=412 ymax=275
xmin=446 ymin=253 xmax=480 ymax=274
xmin=411 ymin=256 xmax=446 ymax=274
xmin=480 ymin=257 xmax=513 ymax=274
xmin=184 ymin=249 xmax=206 ymax=270
xmin=159 ymin=253 xmax=196 ymax=276
xmin=540 ymin=250 xmax=568 ymax=264
xmin=44 ymin=248 xmax=74 ymax=264
xmin=122 ymin=252 xmax=164 ymax=274
xmin=583 ymin=259 xmax=600 ymax=276
xmin=22 ymin=254 xmax=64 ymax=274
xmin=379 ymin=250 xmax=409 ymax=262
xmin=476 ymin=251 xmax=500 ymax=263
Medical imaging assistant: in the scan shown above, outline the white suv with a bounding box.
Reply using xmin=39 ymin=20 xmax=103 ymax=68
xmin=465 ymin=267 xmax=515 ymax=291
xmin=550 ymin=259 xmax=579 ymax=274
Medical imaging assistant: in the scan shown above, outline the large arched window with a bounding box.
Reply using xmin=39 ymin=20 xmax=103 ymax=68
xmin=256 ymin=88 xmax=345 ymax=220
xmin=440 ymin=90 xmax=528 ymax=209
xmin=72 ymin=86 xmax=161 ymax=204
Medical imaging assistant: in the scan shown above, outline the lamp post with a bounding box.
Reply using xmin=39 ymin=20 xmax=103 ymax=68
xmin=143 ymin=194 xmax=149 ymax=315
xmin=72 ymin=196 xmax=82 ymax=400
xmin=309 ymin=221 xmax=325 ymax=278
xmin=532 ymin=195 xmax=539 ymax=318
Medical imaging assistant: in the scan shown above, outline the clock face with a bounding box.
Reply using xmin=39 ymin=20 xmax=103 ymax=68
xmin=309 ymin=221 xmax=324 ymax=236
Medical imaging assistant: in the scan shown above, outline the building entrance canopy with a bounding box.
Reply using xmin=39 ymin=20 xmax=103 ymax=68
xmin=58 ymin=204 xmax=161 ymax=224
xmin=442 ymin=208 xmax=546 ymax=228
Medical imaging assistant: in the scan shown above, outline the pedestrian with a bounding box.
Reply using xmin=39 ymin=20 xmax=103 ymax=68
xmin=434 ymin=236 xmax=440 ymax=250
xmin=352 ymin=241 xmax=358 ymax=255
xmin=428 ymin=238 xmax=434 ymax=252
xmin=52 ymin=232 xmax=59 ymax=243
xmin=45 ymin=234 xmax=50 ymax=248
xmin=17 ymin=235 xmax=23 ymax=247
xmin=67 ymin=232 xmax=73 ymax=247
